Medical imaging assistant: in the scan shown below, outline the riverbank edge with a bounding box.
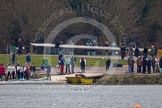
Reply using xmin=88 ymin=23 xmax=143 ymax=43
xmin=1 ymin=74 xmax=162 ymax=85
xmin=96 ymin=74 xmax=162 ymax=85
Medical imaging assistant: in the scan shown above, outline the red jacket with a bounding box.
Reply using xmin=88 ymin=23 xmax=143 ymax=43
xmin=0 ymin=64 xmax=5 ymax=75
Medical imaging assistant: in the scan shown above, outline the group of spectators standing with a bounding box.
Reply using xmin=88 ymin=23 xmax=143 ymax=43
xmin=58 ymin=54 xmax=87 ymax=74
xmin=126 ymin=45 xmax=162 ymax=74
xmin=0 ymin=53 xmax=37 ymax=81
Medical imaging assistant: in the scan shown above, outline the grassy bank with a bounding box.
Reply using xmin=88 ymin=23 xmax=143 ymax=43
xmin=96 ymin=74 xmax=162 ymax=85
xmin=0 ymin=54 xmax=127 ymax=67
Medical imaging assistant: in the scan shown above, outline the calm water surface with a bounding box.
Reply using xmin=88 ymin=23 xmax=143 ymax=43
xmin=0 ymin=85 xmax=162 ymax=108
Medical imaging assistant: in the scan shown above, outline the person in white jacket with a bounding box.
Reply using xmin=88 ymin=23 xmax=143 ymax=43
xmin=7 ymin=64 xmax=12 ymax=80
xmin=11 ymin=64 xmax=16 ymax=79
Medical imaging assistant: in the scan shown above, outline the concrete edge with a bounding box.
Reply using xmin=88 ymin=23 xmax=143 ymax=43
xmin=0 ymin=81 xmax=60 ymax=85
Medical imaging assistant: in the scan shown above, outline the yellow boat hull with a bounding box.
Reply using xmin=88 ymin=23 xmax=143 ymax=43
xmin=81 ymin=78 xmax=93 ymax=85
xmin=66 ymin=77 xmax=81 ymax=84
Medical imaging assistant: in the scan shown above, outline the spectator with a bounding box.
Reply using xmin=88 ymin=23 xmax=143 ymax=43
xmin=134 ymin=47 xmax=140 ymax=58
xmin=143 ymin=46 xmax=148 ymax=56
xmin=26 ymin=53 xmax=31 ymax=66
xmin=59 ymin=56 xmax=65 ymax=75
xmin=132 ymin=57 xmax=135 ymax=72
xmin=24 ymin=64 xmax=30 ymax=80
xmin=7 ymin=64 xmax=12 ymax=80
xmin=136 ymin=56 xmax=142 ymax=73
xmin=151 ymin=46 xmax=156 ymax=57
xmin=151 ymin=56 xmax=156 ymax=73
xmin=159 ymin=56 xmax=162 ymax=73
xmin=127 ymin=56 xmax=134 ymax=73
xmin=142 ymin=56 xmax=147 ymax=74
xmin=155 ymin=57 xmax=160 ymax=73
xmin=12 ymin=52 xmax=16 ymax=64
xmin=58 ymin=54 xmax=63 ymax=62
xmin=106 ymin=57 xmax=111 ymax=73
xmin=146 ymin=56 xmax=151 ymax=74
xmin=128 ymin=46 xmax=133 ymax=57
xmin=0 ymin=64 xmax=6 ymax=81
xmin=11 ymin=64 xmax=16 ymax=79
xmin=120 ymin=44 xmax=126 ymax=60
xmin=65 ymin=56 xmax=71 ymax=74
xmin=23 ymin=64 xmax=26 ymax=79
xmin=16 ymin=64 xmax=21 ymax=80
xmin=80 ymin=57 xmax=86 ymax=73
xmin=30 ymin=63 xmax=36 ymax=80
xmin=20 ymin=66 xmax=24 ymax=80
xmin=46 ymin=64 xmax=51 ymax=81
xmin=71 ymin=56 xmax=76 ymax=73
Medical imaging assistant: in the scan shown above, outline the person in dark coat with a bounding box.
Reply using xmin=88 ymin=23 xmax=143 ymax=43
xmin=80 ymin=57 xmax=86 ymax=73
xmin=134 ymin=47 xmax=140 ymax=58
xmin=142 ymin=56 xmax=147 ymax=74
xmin=58 ymin=54 xmax=63 ymax=60
xmin=120 ymin=44 xmax=126 ymax=60
xmin=12 ymin=52 xmax=16 ymax=64
xmin=143 ymin=46 xmax=148 ymax=56
xmin=159 ymin=56 xmax=162 ymax=73
xmin=106 ymin=57 xmax=111 ymax=72
xmin=146 ymin=56 xmax=151 ymax=74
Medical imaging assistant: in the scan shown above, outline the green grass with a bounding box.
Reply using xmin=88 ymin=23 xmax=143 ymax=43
xmin=0 ymin=54 xmax=128 ymax=67
xmin=75 ymin=58 xmax=128 ymax=66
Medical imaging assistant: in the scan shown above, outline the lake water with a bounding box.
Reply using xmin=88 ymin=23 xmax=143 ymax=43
xmin=0 ymin=85 xmax=162 ymax=108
